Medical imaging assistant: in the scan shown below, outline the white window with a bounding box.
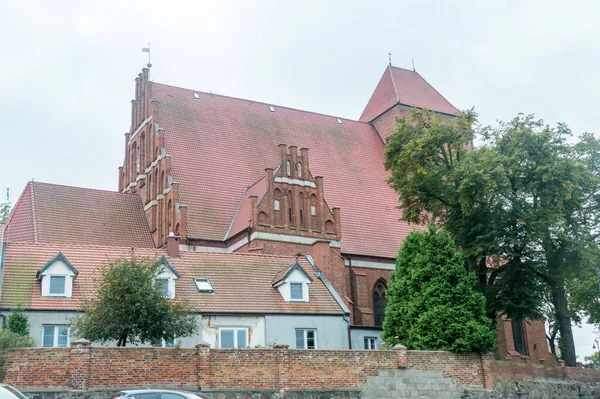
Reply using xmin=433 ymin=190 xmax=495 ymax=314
xmin=219 ymin=328 xmax=248 ymax=348
xmin=310 ymin=205 xmax=316 ymax=216
xmin=274 ymin=199 xmax=280 ymax=211
xmin=194 ymin=278 xmax=214 ymax=293
xmin=364 ymin=337 xmax=377 ymax=350
xmin=297 ymin=163 xmax=302 ymax=177
xmin=155 ymin=278 xmax=169 ymax=297
xmin=290 ymin=282 xmax=304 ymax=301
xmin=152 ymin=337 xmax=177 ymax=347
xmin=49 ymin=276 xmax=66 ymax=295
xmin=286 ymin=161 xmax=291 ymax=176
xmin=42 ymin=325 xmax=69 ymax=347
xmin=295 ymin=329 xmax=317 ymax=349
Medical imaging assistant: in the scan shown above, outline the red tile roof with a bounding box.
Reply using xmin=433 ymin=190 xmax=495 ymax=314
xmin=359 ymin=66 xmax=459 ymax=122
xmin=0 ymin=242 xmax=344 ymax=315
xmin=5 ymin=182 xmax=154 ymax=248
xmin=153 ymin=80 xmax=423 ymax=258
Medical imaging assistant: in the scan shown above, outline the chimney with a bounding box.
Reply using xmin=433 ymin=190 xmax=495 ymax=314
xmin=265 ymin=168 xmax=274 ymax=191
xmin=278 ymin=144 xmax=287 ymax=174
xmin=167 ymin=232 xmax=180 ymax=258
xmin=289 ymin=145 xmax=298 ymax=178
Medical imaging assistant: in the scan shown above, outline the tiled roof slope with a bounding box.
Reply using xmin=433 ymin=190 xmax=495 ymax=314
xmin=153 ymin=83 xmax=422 ymax=258
xmin=0 ymin=242 xmax=344 ymax=315
xmin=5 ymin=182 xmax=154 ymax=248
xmin=359 ymin=66 xmax=459 ymax=122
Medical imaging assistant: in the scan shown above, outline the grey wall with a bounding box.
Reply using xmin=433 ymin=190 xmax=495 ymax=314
xmin=349 ymin=327 xmax=383 ymax=350
xmin=265 ymin=314 xmax=349 ymax=349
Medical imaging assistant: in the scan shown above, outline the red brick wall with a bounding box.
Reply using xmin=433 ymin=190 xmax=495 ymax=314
xmin=3 ymin=348 xmax=70 ymax=388
xmin=203 ymin=349 xmax=278 ymax=389
xmin=492 ymin=360 xmax=600 ymax=383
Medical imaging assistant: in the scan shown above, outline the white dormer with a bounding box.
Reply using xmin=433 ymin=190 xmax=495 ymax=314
xmin=272 ymin=261 xmax=313 ymax=303
xmin=154 ymin=256 xmax=180 ymax=299
xmin=37 ymin=253 xmax=78 ymax=298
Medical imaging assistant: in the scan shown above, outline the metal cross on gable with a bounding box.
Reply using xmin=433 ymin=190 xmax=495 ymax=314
xmin=388 ymin=52 xmax=392 ymax=66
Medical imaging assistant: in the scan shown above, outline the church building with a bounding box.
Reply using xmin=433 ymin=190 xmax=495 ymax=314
xmin=1 ymin=64 xmax=555 ymax=362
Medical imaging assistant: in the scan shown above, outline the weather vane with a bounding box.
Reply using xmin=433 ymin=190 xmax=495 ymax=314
xmin=142 ymin=43 xmax=152 ymax=68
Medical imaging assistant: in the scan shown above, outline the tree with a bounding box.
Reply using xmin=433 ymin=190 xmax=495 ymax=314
xmin=585 ymin=351 xmax=600 ymax=368
xmin=72 ymin=257 xmax=198 ymax=346
xmin=0 ymin=330 xmax=34 ymax=380
xmin=384 ymin=109 xmax=600 ymax=366
xmin=5 ymin=305 xmax=29 ymax=336
xmin=382 ymin=225 xmax=496 ymax=353
xmin=0 ymin=201 xmax=10 ymax=223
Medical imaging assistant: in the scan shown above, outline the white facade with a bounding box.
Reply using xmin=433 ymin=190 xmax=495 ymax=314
xmin=39 ymin=259 xmax=76 ymax=298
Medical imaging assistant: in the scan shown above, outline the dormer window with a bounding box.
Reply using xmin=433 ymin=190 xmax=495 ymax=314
xmin=272 ymin=261 xmax=313 ymax=303
xmin=154 ymin=256 xmax=181 ymax=300
xmin=49 ymin=276 xmax=66 ymax=295
xmin=37 ymin=253 xmax=78 ymax=298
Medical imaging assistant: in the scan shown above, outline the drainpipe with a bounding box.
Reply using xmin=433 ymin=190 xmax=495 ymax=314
xmin=347 ymin=255 xmax=356 ymax=349
xmin=0 ymin=222 xmax=5 ymax=299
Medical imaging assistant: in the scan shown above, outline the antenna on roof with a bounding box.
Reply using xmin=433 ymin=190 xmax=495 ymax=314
xmin=388 ymin=52 xmax=392 ymax=66
xmin=412 ymin=57 xmax=416 ymax=72
xmin=5 ymin=188 xmax=8 ymax=202
xmin=142 ymin=43 xmax=152 ymax=68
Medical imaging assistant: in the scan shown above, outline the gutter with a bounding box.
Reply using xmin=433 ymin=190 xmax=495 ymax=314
xmin=0 ymin=222 xmax=5 ymax=300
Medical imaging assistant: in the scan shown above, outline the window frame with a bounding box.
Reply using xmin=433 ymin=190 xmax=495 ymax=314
xmin=295 ymin=328 xmax=317 ymax=349
xmin=219 ymin=327 xmax=249 ymax=349
xmin=290 ymin=282 xmax=304 ymax=301
xmin=364 ymin=337 xmax=377 ymax=350
xmin=373 ymin=281 xmax=387 ymax=327
xmin=155 ymin=278 xmax=170 ymax=298
xmin=47 ymin=275 xmax=67 ymax=296
xmin=42 ymin=324 xmax=69 ymax=347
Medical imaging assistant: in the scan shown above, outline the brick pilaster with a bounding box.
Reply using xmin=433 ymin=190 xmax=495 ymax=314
xmin=274 ymin=344 xmax=290 ymax=389
xmin=196 ymin=343 xmax=211 ymax=389
xmin=69 ymin=339 xmax=91 ymax=390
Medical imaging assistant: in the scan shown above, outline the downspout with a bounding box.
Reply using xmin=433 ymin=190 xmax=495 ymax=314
xmin=347 ymin=255 xmax=355 ymax=349
xmin=0 ymin=222 xmax=6 ymax=300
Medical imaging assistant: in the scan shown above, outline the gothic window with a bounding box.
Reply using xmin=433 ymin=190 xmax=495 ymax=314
xmin=287 ymin=191 xmax=294 ymax=226
xmin=325 ymin=220 xmax=334 ymax=232
xmin=373 ymin=281 xmax=387 ymax=327
xmin=286 ymin=160 xmax=291 ymax=176
xmin=299 ymin=192 xmax=305 ymax=228
xmin=140 ymin=133 xmax=146 ymax=169
xmin=273 ymin=189 xmax=282 ymax=225
xmin=297 ymin=163 xmax=302 ymax=178
xmin=134 ymin=143 xmax=140 ymax=173
xmin=167 ymin=199 xmax=173 ymax=233
xmin=310 ymin=194 xmax=318 ymax=230
xmin=512 ymin=319 xmax=527 ymax=354
xmin=258 ymin=212 xmax=268 ymax=224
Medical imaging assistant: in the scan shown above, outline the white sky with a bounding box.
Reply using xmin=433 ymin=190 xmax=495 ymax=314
xmin=1 ymin=0 xmax=599 ymax=359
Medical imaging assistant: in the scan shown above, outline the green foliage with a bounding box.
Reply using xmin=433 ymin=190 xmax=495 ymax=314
xmin=71 ymin=257 xmax=198 ymax=346
xmin=382 ymin=226 xmax=496 ymax=353
xmin=584 ymin=351 xmax=600 ymax=368
xmin=384 ymin=108 xmax=600 ymax=366
xmin=6 ymin=305 xmax=30 ymax=336
xmin=0 ymin=202 xmax=10 ymax=223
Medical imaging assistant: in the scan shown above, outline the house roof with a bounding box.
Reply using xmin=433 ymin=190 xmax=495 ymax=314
xmin=359 ymin=66 xmax=459 ymax=123
xmin=4 ymin=182 xmax=154 ymax=248
xmin=0 ymin=242 xmax=345 ymax=315
xmin=272 ymin=261 xmax=314 ymax=286
xmin=153 ymin=77 xmax=424 ymax=258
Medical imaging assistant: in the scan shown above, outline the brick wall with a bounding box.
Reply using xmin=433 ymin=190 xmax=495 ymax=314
xmin=4 ymin=343 xmax=600 ymax=392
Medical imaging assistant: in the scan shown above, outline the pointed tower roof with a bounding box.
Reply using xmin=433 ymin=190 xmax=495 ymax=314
xmin=359 ymin=65 xmax=459 ymax=122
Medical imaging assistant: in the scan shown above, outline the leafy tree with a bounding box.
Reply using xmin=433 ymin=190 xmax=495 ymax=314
xmin=0 ymin=201 xmax=10 ymax=223
xmin=585 ymin=351 xmax=600 ymax=368
xmin=72 ymin=257 xmax=198 ymax=346
xmin=384 ymin=109 xmax=600 ymax=366
xmin=5 ymin=305 xmax=30 ymax=336
xmin=382 ymin=225 xmax=496 ymax=353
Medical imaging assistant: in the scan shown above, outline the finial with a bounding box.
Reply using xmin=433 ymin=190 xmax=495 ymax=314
xmin=388 ymin=52 xmax=392 ymax=66
xmin=142 ymin=43 xmax=152 ymax=68
xmin=412 ymin=57 xmax=416 ymax=72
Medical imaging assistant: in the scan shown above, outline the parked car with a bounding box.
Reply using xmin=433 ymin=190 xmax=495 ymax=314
xmin=114 ymin=389 xmax=209 ymax=399
xmin=0 ymin=384 xmax=28 ymax=399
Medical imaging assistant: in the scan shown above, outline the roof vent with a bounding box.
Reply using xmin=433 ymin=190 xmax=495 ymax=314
xmin=336 ymin=118 xmax=343 ymax=124
xmin=269 ymin=106 xmax=275 ymax=112
xmin=193 ymin=93 xmax=200 ymax=99
xmin=194 ymin=278 xmax=214 ymax=293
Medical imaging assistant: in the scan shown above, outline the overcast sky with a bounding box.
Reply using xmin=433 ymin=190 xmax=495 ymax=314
xmin=1 ymin=0 xmax=599 ymax=358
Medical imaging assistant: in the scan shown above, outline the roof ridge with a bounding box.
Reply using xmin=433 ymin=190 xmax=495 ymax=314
xmin=28 ymin=181 xmax=140 ymax=197
xmin=388 ymin=65 xmax=400 ymax=103
xmin=30 ymin=181 xmax=39 ymax=243
xmin=152 ymin=81 xmax=371 ymax=126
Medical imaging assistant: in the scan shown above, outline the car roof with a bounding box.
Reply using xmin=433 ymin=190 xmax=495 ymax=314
xmin=120 ymin=390 xmax=201 ymax=396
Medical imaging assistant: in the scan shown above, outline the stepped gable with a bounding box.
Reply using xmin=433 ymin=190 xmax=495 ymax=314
xmin=0 ymin=242 xmax=344 ymax=315
xmin=359 ymin=65 xmax=459 ymax=123
xmin=4 ymin=182 xmax=154 ymax=248
xmin=152 ymin=82 xmax=419 ymax=258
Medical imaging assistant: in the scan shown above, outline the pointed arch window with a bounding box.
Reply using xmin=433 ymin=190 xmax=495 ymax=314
xmin=512 ymin=319 xmax=527 ymax=354
xmin=297 ymin=163 xmax=302 ymax=178
xmin=286 ymin=160 xmax=291 ymax=176
xmin=373 ymin=281 xmax=387 ymax=327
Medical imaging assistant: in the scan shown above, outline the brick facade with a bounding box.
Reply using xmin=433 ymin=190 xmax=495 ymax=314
xmin=4 ymin=344 xmax=597 ymax=391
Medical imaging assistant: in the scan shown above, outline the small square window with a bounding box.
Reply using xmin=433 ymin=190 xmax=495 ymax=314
xmin=155 ymin=279 xmax=169 ymax=297
xmin=310 ymin=205 xmax=316 ymax=216
xmin=49 ymin=276 xmax=66 ymax=295
xmin=290 ymin=283 xmax=303 ymax=300
xmin=194 ymin=278 xmax=214 ymax=292
xmin=296 ymin=329 xmax=317 ymax=349
xmin=336 ymin=118 xmax=343 ymax=124
xmin=269 ymin=106 xmax=275 ymax=112
xmin=274 ymin=199 xmax=280 ymax=211
xmin=193 ymin=92 xmax=200 ymax=99
xmin=220 ymin=328 xmax=247 ymax=348
xmin=364 ymin=337 xmax=377 ymax=350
